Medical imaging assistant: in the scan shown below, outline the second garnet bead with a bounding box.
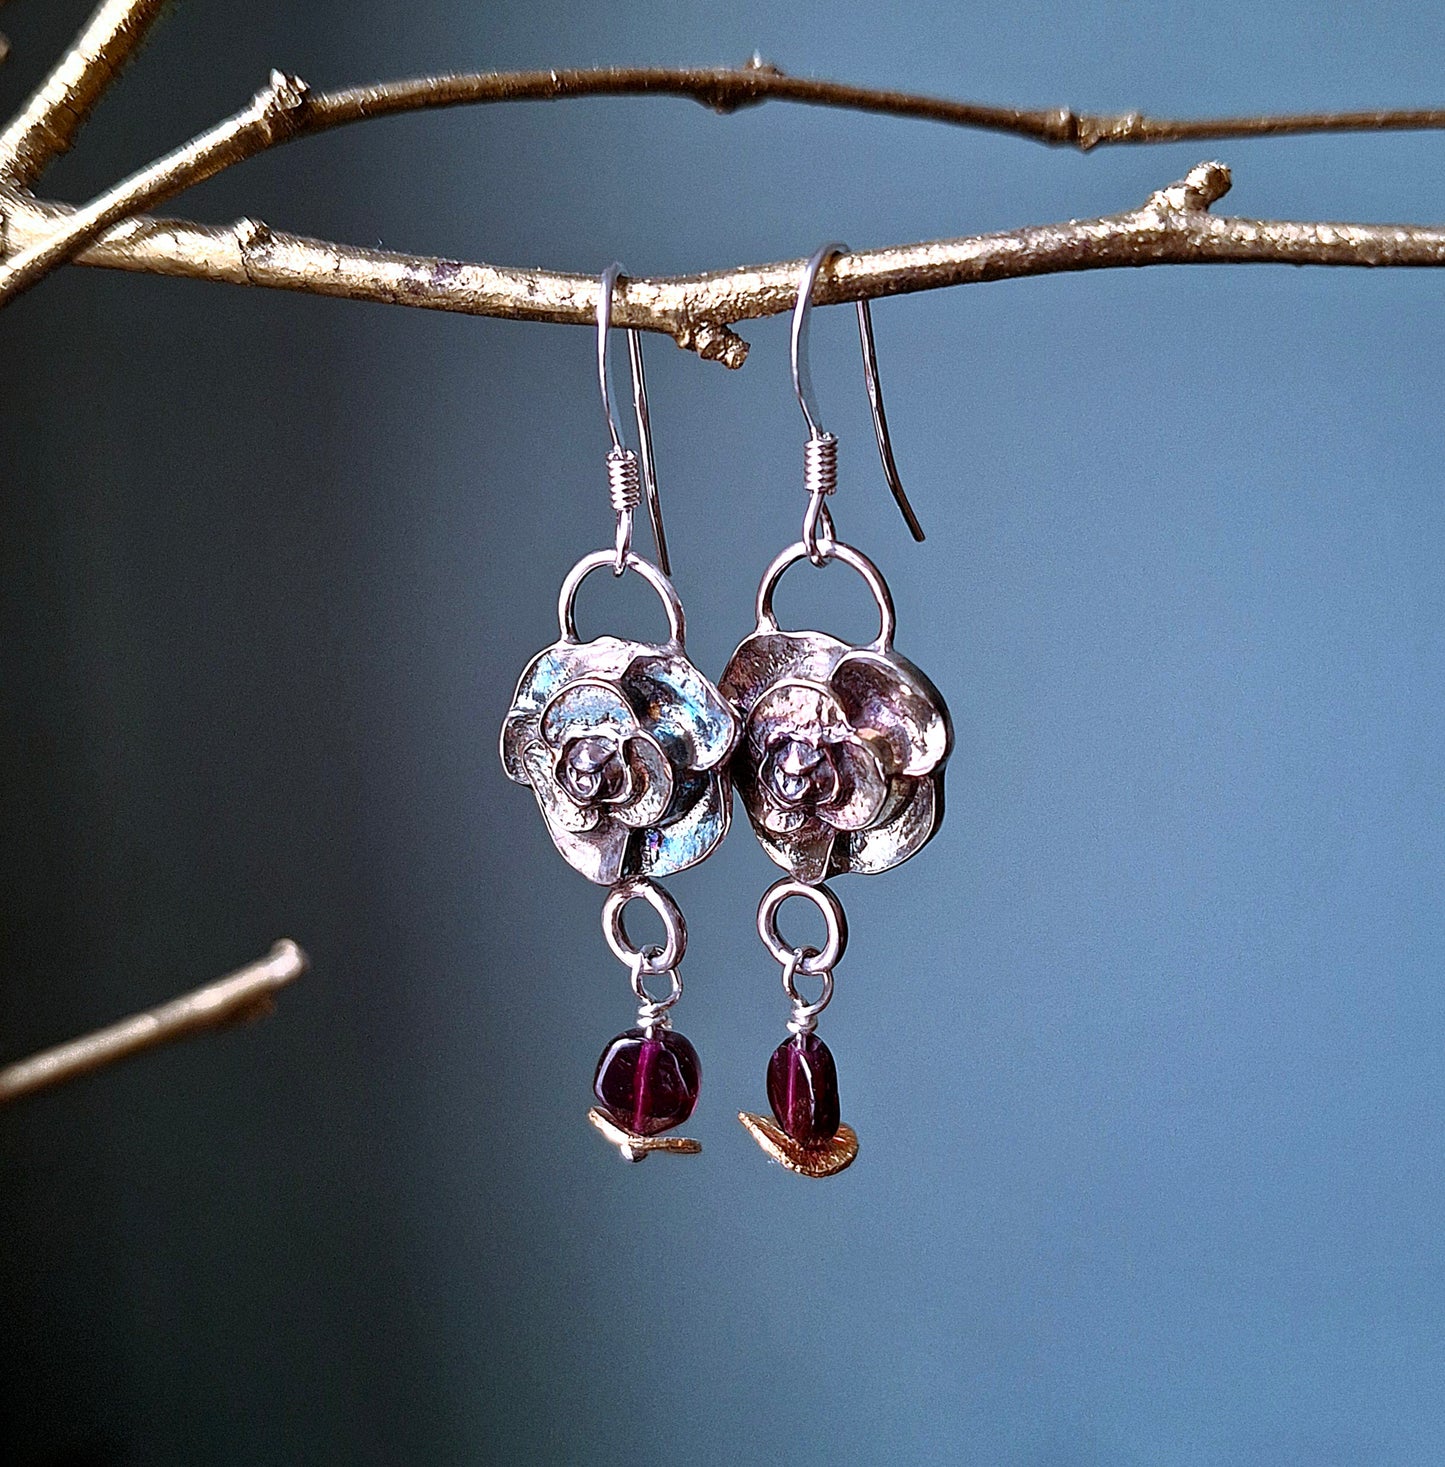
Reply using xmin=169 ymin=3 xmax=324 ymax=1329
xmin=766 ymin=1032 xmax=841 ymax=1147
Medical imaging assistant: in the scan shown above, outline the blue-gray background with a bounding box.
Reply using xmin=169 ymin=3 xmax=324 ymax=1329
xmin=2 ymin=2 xmax=1443 ymax=1463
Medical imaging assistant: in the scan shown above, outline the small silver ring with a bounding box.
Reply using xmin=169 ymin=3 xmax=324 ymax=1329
xmin=781 ymin=949 xmax=834 ymax=1026
xmin=558 ymin=549 xmax=686 ymax=647
xmin=757 ymin=878 xmax=847 ymax=975
xmin=603 ymin=877 xmax=687 ymax=975
xmin=753 ymin=538 xmax=896 ymax=650
xmin=630 ymin=951 xmax=683 ymax=1010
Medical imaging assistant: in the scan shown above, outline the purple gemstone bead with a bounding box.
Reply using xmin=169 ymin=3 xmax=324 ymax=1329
xmin=766 ymin=1032 xmax=840 ymax=1147
xmin=593 ymin=1027 xmax=701 ymax=1137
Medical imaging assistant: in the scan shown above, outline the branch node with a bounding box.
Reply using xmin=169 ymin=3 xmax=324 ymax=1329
xmin=234 ymin=215 xmax=272 ymax=250
xmin=678 ymin=319 xmax=750 ymax=368
xmin=1148 ymin=160 xmax=1232 ymax=214
xmin=1075 ymin=109 xmax=1147 ymax=150
xmin=699 ymin=54 xmax=783 ymax=114
xmin=257 ymin=70 xmax=311 ymax=141
xmin=233 ymin=216 xmax=272 ymax=280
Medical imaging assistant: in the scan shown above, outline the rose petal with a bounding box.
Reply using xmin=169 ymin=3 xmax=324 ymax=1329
xmin=520 ymin=740 xmax=629 ymax=882
xmin=819 ymin=737 xmax=890 ymax=831
xmin=635 ymin=772 xmax=731 ymax=877
xmin=734 ymin=742 xmax=817 ymax=836
xmin=622 ymin=653 xmax=738 ymax=772
xmin=552 ymin=737 xmax=635 ymax=808
xmin=520 ymin=741 xmax=598 ymax=833
xmin=545 ymin=815 xmax=630 ymax=884
xmin=509 ymin=636 xmax=635 ymax=716
xmin=540 ymin=678 xmax=638 ymax=749
xmin=500 ymin=712 xmax=540 ymax=784
xmin=615 ymin=730 xmax=675 ymax=829
xmin=761 ymin=803 xmax=809 ymax=835
xmin=754 ymin=817 xmax=837 ymax=884
xmin=839 ymin=775 xmax=943 ymax=875
xmin=829 ymin=650 xmax=951 ymax=777
xmin=719 ymin=630 xmax=845 ymax=717
xmin=745 ymin=680 xmax=845 ymax=754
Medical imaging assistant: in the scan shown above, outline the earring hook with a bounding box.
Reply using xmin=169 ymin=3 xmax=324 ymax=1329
xmin=790 ymin=243 xmax=926 ymax=561
xmin=598 ymin=263 xmax=670 ymax=576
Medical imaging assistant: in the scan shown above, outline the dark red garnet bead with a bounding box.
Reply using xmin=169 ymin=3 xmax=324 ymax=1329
xmin=767 ymin=1032 xmax=841 ymax=1147
xmin=593 ymin=1027 xmax=701 ymax=1137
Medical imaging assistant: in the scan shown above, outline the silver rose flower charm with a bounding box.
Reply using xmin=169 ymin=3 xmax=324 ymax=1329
xmin=501 ymin=552 xmax=739 ymax=884
xmin=720 ymin=541 xmax=950 ymax=883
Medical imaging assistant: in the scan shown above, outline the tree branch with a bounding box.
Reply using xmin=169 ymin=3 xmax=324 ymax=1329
xmin=5 ymin=51 xmax=1445 ymax=357
xmin=0 ymin=940 xmax=308 ymax=1104
xmin=297 ymin=61 xmax=1445 ymax=153
xmin=8 ymin=33 xmax=1445 ymax=191
xmin=7 ymin=161 xmax=1445 ymax=366
xmin=0 ymin=69 xmax=308 ymax=306
xmin=0 ymin=0 xmax=168 ymax=186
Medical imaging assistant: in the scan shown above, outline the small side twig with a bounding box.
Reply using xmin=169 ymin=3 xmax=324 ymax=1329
xmin=0 ymin=0 xmax=168 ymax=185
xmin=0 ymin=939 xmax=309 ymax=1104
xmin=0 ymin=70 xmax=309 ymax=306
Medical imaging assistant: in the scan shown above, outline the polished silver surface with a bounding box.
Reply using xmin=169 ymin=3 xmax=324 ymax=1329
xmin=504 ymin=554 xmax=737 ymax=883
xmin=597 ymin=262 xmax=670 ymax=573
xmin=720 ymin=538 xmax=950 ymax=882
xmin=557 ymin=549 xmax=685 ymax=647
xmin=790 ymin=241 xmax=925 ymax=562
xmin=755 ymin=539 xmax=895 ymax=649
xmin=627 ymin=954 xmax=683 ymax=1024
xmin=603 ymin=875 xmax=688 ymax=974
xmin=757 ymin=877 xmax=847 ymax=975
xmin=780 ymin=949 xmax=834 ymax=1033
xmin=626 ymin=327 xmax=669 ymax=577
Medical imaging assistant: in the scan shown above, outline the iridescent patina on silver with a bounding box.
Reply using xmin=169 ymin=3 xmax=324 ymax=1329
xmin=720 ymin=537 xmax=950 ymax=883
xmin=501 ymin=550 xmax=738 ymax=884
xmin=501 ymin=265 xmax=738 ymax=885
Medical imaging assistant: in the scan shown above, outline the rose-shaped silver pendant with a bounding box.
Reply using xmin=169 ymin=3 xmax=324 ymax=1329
xmin=501 ymin=550 xmax=739 ymax=884
xmin=720 ymin=539 xmax=951 ymax=884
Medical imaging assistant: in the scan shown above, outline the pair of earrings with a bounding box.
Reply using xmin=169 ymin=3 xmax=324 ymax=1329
xmin=499 ymin=249 xmax=952 ymax=1178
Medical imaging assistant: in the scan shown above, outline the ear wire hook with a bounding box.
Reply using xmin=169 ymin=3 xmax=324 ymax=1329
xmin=598 ymin=263 xmax=670 ymax=576
xmin=627 ymin=327 xmax=670 ymax=578
xmin=790 ymin=243 xmax=926 ymax=566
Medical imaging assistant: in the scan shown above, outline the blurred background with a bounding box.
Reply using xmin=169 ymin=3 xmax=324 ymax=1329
xmin=2 ymin=2 xmax=1443 ymax=1463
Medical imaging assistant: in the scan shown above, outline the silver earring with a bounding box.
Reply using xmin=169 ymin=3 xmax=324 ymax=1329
xmin=500 ymin=264 xmax=739 ymax=1159
xmin=723 ymin=244 xmax=952 ymax=1176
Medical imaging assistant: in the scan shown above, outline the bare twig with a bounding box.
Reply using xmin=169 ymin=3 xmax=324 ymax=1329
xmin=0 ymin=70 xmax=309 ymax=306
xmin=3 ymin=28 xmax=1445 ymax=346
xmin=8 ymin=36 xmax=1445 ymax=194
xmin=0 ymin=0 xmax=168 ymax=185
xmin=0 ymin=940 xmax=309 ymax=1104
xmin=296 ymin=62 xmax=1445 ymax=153
xmin=7 ymin=161 xmax=1445 ymax=366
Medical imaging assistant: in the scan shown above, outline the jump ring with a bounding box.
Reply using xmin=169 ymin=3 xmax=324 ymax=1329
xmin=780 ymin=947 xmax=835 ymax=1026
xmin=603 ymin=877 xmax=688 ymax=975
xmin=753 ymin=538 xmax=896 ymax=651
xmin=757 ymin=878 xmax=847 ymax=975
xmin=558 ymin=550 xmax=686 ymax=647
xmin=630 ymin=950 xmax=683 ymax=1010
